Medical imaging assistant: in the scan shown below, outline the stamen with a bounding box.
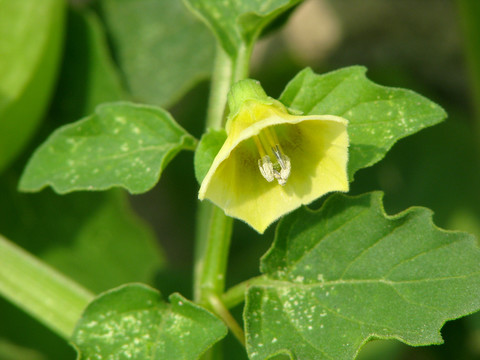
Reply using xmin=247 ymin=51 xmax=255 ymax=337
xmin=273 ymin=145 xmax=286 ymax=169
xmin=253 ymin=136 xmax=267 ymax=158
xmin=258 ymin=156 xmax=275 ymax=182
xmin=254 ymin=129 xmax=291 ymax=186
xmin=272 ymin=145 xmax=291 ymax=186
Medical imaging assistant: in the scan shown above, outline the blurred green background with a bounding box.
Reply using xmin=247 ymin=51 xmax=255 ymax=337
xmin=0 ymin=0 xmax=479 ymax=359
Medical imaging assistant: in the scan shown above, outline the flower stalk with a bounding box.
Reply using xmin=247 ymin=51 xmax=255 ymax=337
xmin=195 ymin=43 xmax=252 ymax=359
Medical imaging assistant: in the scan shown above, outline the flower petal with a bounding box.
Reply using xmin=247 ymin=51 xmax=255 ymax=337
xmin=199 ymin=98 xmax=349 ymax=233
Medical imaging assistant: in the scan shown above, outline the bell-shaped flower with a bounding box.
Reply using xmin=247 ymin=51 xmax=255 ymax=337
xmin=199 ymin=79 xmax=349 ymax=233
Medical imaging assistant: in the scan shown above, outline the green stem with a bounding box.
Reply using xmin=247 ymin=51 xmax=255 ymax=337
xmin=0 ymin=235 xmax=94 ymax=339
xmin=206 ymin=45 xmax=232 ymax=130
xmin=231 ymin=43 xmax=251 ymax=85
xmin=204 ymin=42 xmax=252 ymax=130
xmin=194 ymin=204 xmax=233 ymax=305
xmin=221 ymin=276 xmax=266 ymax=309
xmin=208 ymin=294 xmax=245 ymax=346
xmin=195 ymin=43 xmax=253 ymax=360
xmin=195 ymin=41 xmax=252 ymax=305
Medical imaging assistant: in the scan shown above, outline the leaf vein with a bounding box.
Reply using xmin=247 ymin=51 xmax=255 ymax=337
xmin=272 ymin=291 xmax=336 ymax=360
xmin=383 ymin=239 xmax=466 ymax=279
xmin=338 ymin=229 xmax=391 ymax=280
xmin=287 ymin=206 xmax=371 ymax=276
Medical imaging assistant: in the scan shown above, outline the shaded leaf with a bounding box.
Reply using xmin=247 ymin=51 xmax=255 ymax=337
xmin=0 ymin=0 xmax=65 ymax=173
xmin=72 ymin=284 xmax=227 ymax=360
xmin=279 ymin=67 xmax=447 ymax=180
xmin=0 ymin=171 xmax=164 ymax=293
xmin=19 ymin=102 xmax=196 ymax=194
xmin=245 ymin=192 xmax=480 ymax=360
xmin=184 ymin=0 xmax=301 ymax=57
xmin=51 ymin=7 xmax=126 ymax=122
xmin=42 ymin=190 xmax=164 ymax=293
xmin=0 ymin=338 xmax=47 ymax=360
xmin=100 ymin=0 xmax=215 ymax=107
xmin=194 ymin=128 xmax=227 ymax=184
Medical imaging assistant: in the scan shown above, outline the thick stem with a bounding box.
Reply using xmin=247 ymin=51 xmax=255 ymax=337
xmin=195 ymin=43 xmax=253 ymax=360
xmin=195 ymin=41 xmax=252 ymax=305
xmin=231 ymin=43 xmax=251 ymax=85
xmin=0 ymin=235 xmax=94 ymax=339
xmin=194 ymin=204 xmax=233 ymax=305
xmin=206 ymin=45 xmax=232 ymax=130
xmin=204 ymin=42 xmax=252 ymax=130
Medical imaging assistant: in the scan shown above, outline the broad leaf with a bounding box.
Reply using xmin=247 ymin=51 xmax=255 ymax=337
xmin=0 ymin=0 xmax=65 ymax=173
xmin=0 ymin=8 xmax=134 ymax=360
xmin=245 ymin=192 xmax=480 ymax=360
xmin=194 ymin=128 xmax=227 ymax=184
xmin=100 ymin=0 xmax=215 ymax=107
xmin=184 ymin=0 xmax=301 ymax=57
xmin=279 ymin=66 xmax=447 ymax=180
xmin=19 ymin=102 xmax=196 ymax=194
xmin=42 ymin=190 xmax=164 ymax=293
xmin=72 ymin=284 xmax=227 ymax=360
xmin=51 ymin=7 xmax=126 ymax=122
xmin=0 ymin=170 xmax=164 ymax=293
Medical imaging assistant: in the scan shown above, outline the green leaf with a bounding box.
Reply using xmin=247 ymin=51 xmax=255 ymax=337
xmin=279 ymin=66 xmax=447 ymax=180
xmin=184 ymin=0 xmax=301 ymax=57
xmin=194 ymin=128 xmax=227 ymax=184
xmin=245 ymin=192 xmax=480 ymax=360
xmin=1 ymin=169 xmax=164 ymax=293
xmin=42 ymin=190 xmax=164 ymax=293
xmin=100 ymin=0 xmax=215 ymax=107
xmin=19 ymin=102 xmax=197 ymax=194
xmin=72 ymin=284 xmax=228 ymax=360
xmin=0 ymin=0 xmax=65 ymax=173
xmin=51 ymin=7 xmax=126 ymax=121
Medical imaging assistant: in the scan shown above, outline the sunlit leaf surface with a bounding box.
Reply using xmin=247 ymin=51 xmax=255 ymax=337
xmin=245 ymin=192 xmax=480 ymax=360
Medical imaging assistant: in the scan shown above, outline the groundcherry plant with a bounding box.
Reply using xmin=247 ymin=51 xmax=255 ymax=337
xmin=1 ymin=1 xmax=480 ymax=360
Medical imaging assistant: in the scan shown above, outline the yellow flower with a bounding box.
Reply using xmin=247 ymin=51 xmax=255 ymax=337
xmin=199 ymin=79 xmax=349 ymax=233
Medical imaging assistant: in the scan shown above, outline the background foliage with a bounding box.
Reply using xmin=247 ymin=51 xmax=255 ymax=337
xmin=0 ymin=0 xmax=479 ymax=359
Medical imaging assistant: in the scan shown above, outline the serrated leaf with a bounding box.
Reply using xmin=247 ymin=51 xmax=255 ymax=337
xmin=194 ymin=128 xmax=227 ymax=184
xmin=244 ymin=192 xmax=480 ymax=360
xmin=72 ymin=284 xmax=227 ymax=360
xmin=19 ymin=102 xmax=196 ymax=194
xmin=279 ymin=67 xmax=447 ymax=180
xmin=0 ymin=0 xmax=65 ymax=173
xmin=100 ymin=0 xmax=215 ymax=107
xmin=184 ymin=0 xmax=301 ymax=57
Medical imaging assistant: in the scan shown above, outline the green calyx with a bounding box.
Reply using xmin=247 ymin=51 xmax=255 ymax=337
xmin=227 ymin=79 xmax=270 ymax=116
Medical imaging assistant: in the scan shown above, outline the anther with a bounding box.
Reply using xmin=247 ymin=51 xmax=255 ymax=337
xmin=258 ymin=156 xmax=275 ymax=182
xmin=271 ymin=146 xmax=291 ymax=186
xmin=255 ymin=130 xmax=291 ymax=186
